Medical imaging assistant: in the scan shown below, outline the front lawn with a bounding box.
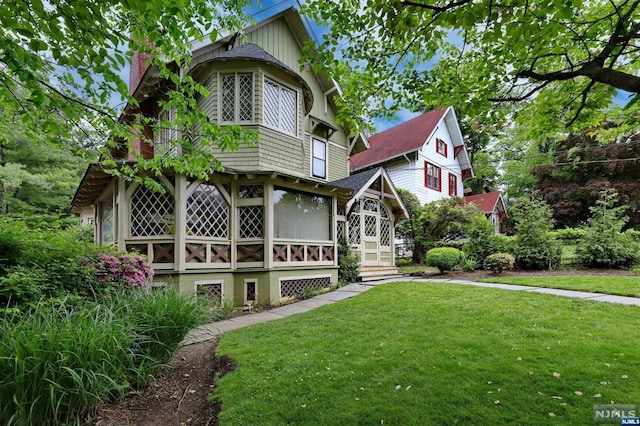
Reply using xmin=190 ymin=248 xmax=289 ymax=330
xmin=481 ymin=275 xmax=640 ymax=298
xmin=214 ymin=282 xmax=640 ymax=425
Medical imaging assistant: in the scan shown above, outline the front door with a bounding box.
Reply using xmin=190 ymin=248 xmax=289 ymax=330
xmin=362 ymin=204 xmax=379 ymax=266
xmin=348 ymin=198 xmax=394 ymax=267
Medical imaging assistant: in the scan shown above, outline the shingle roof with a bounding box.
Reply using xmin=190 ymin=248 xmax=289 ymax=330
xmin=195 ymin=43 xmax=314 ymax=114
xmin=349 ymin=109 xmax=448 ymax=170
xmin=464 ymin=191 xmax=505 ymax=214
xmin=331 ymin=168 xmax=379 ymax=193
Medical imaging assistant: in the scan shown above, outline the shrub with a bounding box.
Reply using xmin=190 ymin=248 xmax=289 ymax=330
xmin=575 ymin=188 xmax=639 ymax=269
xmin=550 ymin=227 xmax=586 ymax=242
xmin=484 ymin=253 xmax=515 ymax=274
xmin=462 ymin=259 xmax=477 ymax=272
xmin=425 ymin=247 xmax=465 ymax=273
xmin=338 ymin=238 xmax=360 ymax=283
xmin=92 ymin=253 xmax=154 ymax=295
xmin=511 ymin=196 xmax=561 ymax=270
xmin=0 ymin=289 xmax=206 ymax=425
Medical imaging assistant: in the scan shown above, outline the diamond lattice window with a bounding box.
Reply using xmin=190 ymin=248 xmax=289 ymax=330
xmin=239 ymin=74 xmax=253 ymax=121
xmin=130 ymin=181 xmax=175 ymax=237
xmin=186 ymin=182 xmax=229 ymax=238
xmin=221 ymin=73 xmax=252 ymax=123
xmin=337 ymin=221 xmax=345 ymax=241
xmin=239 ymin=206 xmax=264 ymax=239
xmin=363 ymin=199 xmax=379 ymax=212
xmin=221 ymin=75 xmax=235 ymax=122
xmin=238 ymin=185 xmax=263 ymax=199
xmin=348 ymin=211 xmax=361 ymax=245
xmin=380 ymin=218 xmax=391 ymax=246
xmin=263 ymin=78 xmax=296 ymax=135
xmin=364 ymin=215 xmax=377 ymax=237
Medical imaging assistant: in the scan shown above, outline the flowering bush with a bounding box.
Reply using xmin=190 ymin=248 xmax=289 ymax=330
xmin=93 ymin=253 xmax=154 ymax=293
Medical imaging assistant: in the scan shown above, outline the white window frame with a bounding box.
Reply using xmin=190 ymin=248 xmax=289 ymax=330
xmin=244 ymin=278 xmax=258 ymax=304
xmin=219 ymin=72 xmax=254 ymax=124
xmin=263 ymin=76 xmax=298 ymax=137
xmin=311 ymin=137 xmax=327 ymax=179
xmin=155 ymin=106 xmax=179 ymax=156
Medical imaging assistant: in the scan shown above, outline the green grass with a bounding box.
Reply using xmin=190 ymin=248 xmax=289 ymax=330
xmin=214 ymin=282 xmax=640 ymax=425
xmin=481 ymin=275 xmax=640 ymax=297
xmin=397 ymin=263 xmax=439 ymax=274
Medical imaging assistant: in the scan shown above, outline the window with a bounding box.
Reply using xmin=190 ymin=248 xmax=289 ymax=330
xmin=186 ymin=182 xmax=229 ymax=238
xmin=273 ymin=187 xmax=331 ymax=241
xmin=98 ymin=191 xmax=114 ymax=244
xmin=425 ymin=161 xmax=441 ymax=191
xmin=264 ymin=78 xmax=297 ymax=135
xmin=221 ymin=73 xmax=253 ymax=123
xmin=155 ymin=107 xmax=178 ymax=156
xmin=130 ymin=179 xmax=175 ymax=237
xmin=436 ymin=138 xmax=447 ymax=157
xmin=312 ymin=138 xmax=327 ymax=179
xmin=449 ymin=173 xmax=458 ymax=196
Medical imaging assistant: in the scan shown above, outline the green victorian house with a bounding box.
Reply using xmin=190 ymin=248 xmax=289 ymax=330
xmin=72 ymin=8 xmax=407 ymax=306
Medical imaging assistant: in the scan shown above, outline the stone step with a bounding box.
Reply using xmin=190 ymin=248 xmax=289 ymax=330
xmin=360 ymin=273 xmax=406 ymax=282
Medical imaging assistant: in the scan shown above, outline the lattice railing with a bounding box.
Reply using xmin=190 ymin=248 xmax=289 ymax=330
xmin=272 ymin=243 xmax=334 ymax=263
xmin=280 ymin=276 xmax=331 ymax=298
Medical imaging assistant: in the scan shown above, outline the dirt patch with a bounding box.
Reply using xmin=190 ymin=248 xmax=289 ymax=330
xmin=90 ymin=339 xmax=235 ymax=426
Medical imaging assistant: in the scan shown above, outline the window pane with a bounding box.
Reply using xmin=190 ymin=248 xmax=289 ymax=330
xmin=239 ymin=74 xmax=253 ymax=121
xmin=274 ymin=187 xmax=331 ymax=240
xmin=264 ymin=79 xmax=279 ymax=127
xmin=312 ymin=139 xmax=326 ymax=178
xmin=99 ymin=193 xmax=113 ymax=244
xmin=130 ymin=181 xmax=175 ymax=237
xmin=280 ymin=86 xmax=296 ymax=134
xmin=221 ymin=75 xmax=235 ymax=122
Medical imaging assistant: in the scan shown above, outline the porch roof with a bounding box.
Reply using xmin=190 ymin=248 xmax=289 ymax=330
xmin=71 ymin=163 xmax=354 ymax=210
xmin=331 ymin=168 xmax=409 ymax=220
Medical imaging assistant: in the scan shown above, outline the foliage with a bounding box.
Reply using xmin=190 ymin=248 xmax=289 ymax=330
xmin=425 ymin=247 xmax=465 ymax=273
xmin=549 ymin=228 xmax=587 ymax=242
xmin=0 ymin=0 xmax=254 ymax=182
xmin=0 ymin=289 xmax=205 ymax=425
xmin=303 ymin=0 xmax=640 ymax=140
xmin=575 ymin=188 xmax=639 ymax=268
xmin=461 ymin=259 xmax=477 ymax=272
xmin=511 ymin=196 xmax=561 ymax=270
xmin=462 ymin=213 xmax=502 ymax=262
xmin=534 ymin=132 xmax=640 ymax=227
xmin=397 ymin=193 xmax=484 ymax=263
xmin=93 ymin=253 xmax=154 ymax=293
xmin=632 ymin=267 xmax=640 ymax=276
xmin=0 ymin=122 xmax=95 ymax=225
xmin=206 ymin=297 xmax=238 ymax=322
xmin=214 ymin=282 xmax=640 ymax=425
xmin=338 ymin=237 xmax=360 ymax=283
xmin=484 ymin=253 xmax=515 ymax=274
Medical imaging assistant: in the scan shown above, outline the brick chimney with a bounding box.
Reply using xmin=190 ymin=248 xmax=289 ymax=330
xmin=129 ymin=49 xmax=152 ymax=94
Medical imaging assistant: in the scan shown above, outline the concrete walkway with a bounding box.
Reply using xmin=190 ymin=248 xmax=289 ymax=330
xmin=182 ymin=277 xmax=640 ymax=345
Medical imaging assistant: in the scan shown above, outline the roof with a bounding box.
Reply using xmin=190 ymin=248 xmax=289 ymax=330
xmin=350 ymin=109 xmax=447 ymax=170
xmin=331 ymin=168 xmax=409 ymax=220
xmin=331 ymin=168 xmax=379 ymax=193
xmin=464 ymin=191 xmax=507 ymax=215
xmin=189 ymin=43 xmax=314 ymax=114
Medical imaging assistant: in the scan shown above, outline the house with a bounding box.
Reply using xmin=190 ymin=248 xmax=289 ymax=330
xmin=71 ymin=8 xmax=408 ymax=306
xmin=464 ymin=191 xmax=508 ymax=234
xmin=349 ymin=107 xmax=474 ymax=206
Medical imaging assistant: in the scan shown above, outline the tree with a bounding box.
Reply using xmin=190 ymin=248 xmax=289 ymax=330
xmin=0 ymin=121 xmax=96 ymax=226
xmin=396 ymin=191 xmax=484 ymax=263
xmin=575 ymin=188 xmax=638 ymax=268
xmin=534 ymin=131 xmax=640 ymax=228
xmin=0 ymin=0 xmax=251 ymax=182
xmin=511 ymin=196 xmax=561 ymax=270
xmin=302 ymin=0 xmax=640 ymax=137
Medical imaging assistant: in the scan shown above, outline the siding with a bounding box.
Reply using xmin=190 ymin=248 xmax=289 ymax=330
xmin=258 ymin=127 xmax=304 ymax=175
